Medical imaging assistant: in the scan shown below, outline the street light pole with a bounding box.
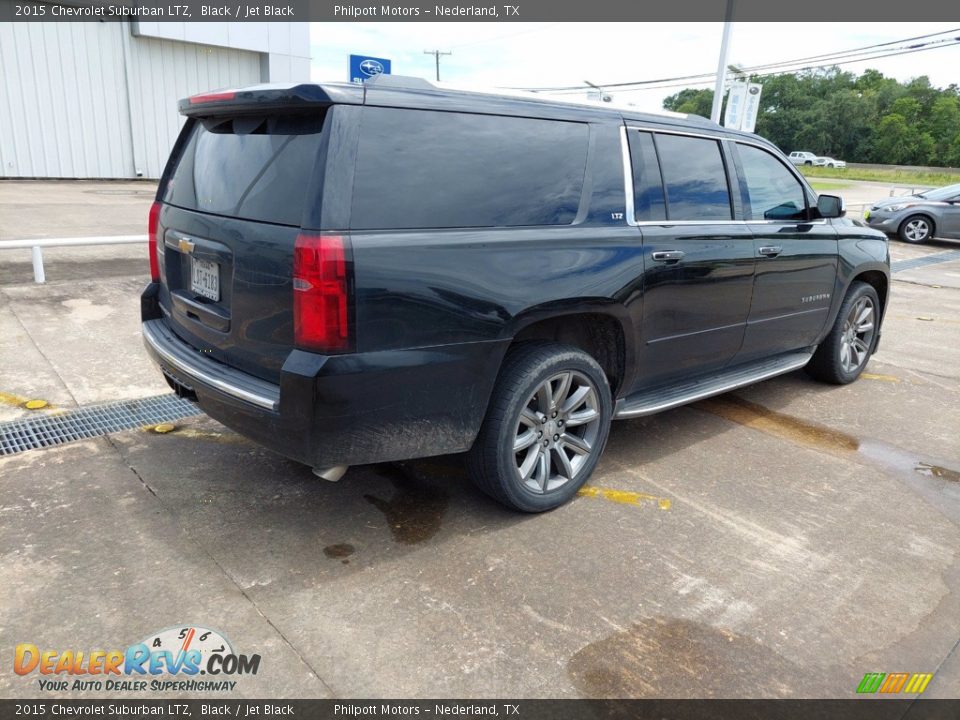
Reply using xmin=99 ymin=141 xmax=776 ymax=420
xmin=423 ymin=49 xmax=452 ymax=81
xmin=710 ymin=0 xmax=735 ymax=124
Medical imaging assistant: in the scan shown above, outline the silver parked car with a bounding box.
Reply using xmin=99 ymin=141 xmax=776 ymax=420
xmin=864 ymin=182 xmax=960 ymax=243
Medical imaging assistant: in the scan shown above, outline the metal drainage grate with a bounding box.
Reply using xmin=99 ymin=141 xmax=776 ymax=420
xmin=892 ymin=249 xmax=960 ymax=274
xmin=0 ymin=394 xmax=201 ymax=456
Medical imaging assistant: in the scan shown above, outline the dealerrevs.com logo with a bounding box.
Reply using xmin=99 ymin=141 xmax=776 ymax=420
xmin=14 ymin=626 xmax=261 ymax=693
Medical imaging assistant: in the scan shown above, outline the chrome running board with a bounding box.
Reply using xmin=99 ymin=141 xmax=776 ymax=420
xmin=614 ymin=350 xmax=814 ymax=419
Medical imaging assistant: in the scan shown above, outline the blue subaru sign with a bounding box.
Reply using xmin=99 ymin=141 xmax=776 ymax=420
xmin=349 ymin=54 xmax=392 ymax=84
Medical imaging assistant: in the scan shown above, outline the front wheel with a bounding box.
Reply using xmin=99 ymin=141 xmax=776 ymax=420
xmin=467 ymin=342 xmax=612 ymax=512
xmin=806 ymin=281 xmax=880 ymax=385
xmin=898 ymin=215 xmax=933 ymax=243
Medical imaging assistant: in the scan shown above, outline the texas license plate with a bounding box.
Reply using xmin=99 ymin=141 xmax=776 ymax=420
xmin=191 ymin=258 xmax=220 ymax=302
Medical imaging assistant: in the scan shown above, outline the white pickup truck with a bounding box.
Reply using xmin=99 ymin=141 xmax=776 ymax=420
xmin=788 ymin=151 xmax=826 ymax=167
xmin=788 ymin=151 xmax=847 ymax=168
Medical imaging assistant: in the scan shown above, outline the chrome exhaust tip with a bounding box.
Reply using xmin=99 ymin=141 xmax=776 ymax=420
xmin=312 ymin=465 xmax=348 ymax=482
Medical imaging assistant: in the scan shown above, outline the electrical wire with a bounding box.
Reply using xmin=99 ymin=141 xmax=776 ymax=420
xmin=514 ymin=27 xmax=960 ymax=93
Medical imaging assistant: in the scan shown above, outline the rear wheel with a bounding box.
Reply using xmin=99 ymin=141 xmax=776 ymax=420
xmin=898 ymin=215 xmax=933 ymax=243
xmin=467 ymin=342 xmax=612 ymax=512
xmin=806 ymin=281 xmax=880 ymax=384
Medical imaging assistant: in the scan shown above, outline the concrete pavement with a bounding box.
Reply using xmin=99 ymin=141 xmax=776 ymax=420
xmin=1 ymin=180 xmax=959 ymax=699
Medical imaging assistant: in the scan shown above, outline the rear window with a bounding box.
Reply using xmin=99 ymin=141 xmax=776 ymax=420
xmin=350 ymin=108 xmax=588 ymax=229
xmin=163 ymin=113 xmax=326 ymax=226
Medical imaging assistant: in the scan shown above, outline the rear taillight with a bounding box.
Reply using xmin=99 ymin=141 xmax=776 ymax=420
xmin=148 ymin=201 xmax=161 ymax=282
xmin=188 ymin=90 xmax=236 ymax=104
xmin=293 ymin=234 xmax=351 ymax=352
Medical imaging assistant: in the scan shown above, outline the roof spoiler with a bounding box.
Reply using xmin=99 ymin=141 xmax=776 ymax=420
xmin=179 ymin=83 xmax=362 ymax=116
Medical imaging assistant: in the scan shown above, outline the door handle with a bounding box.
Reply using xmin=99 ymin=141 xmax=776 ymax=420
xmin=758 ymin=246 xmax=783 ymax=257
xmin=652 ymin=250 xmax=685 ymax=263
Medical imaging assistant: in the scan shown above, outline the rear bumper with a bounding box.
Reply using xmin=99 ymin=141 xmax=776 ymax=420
xmin=141 ymin=310 xmax=509 ymax=469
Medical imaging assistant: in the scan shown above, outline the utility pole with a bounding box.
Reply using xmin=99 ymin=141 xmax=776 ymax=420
xmin=710 ymin=0 xmax=735 ymax=124
xmin=423 ymin=49 xmax=452 ymax=81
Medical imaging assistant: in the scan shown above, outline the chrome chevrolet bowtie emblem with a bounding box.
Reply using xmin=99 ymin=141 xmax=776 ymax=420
xmin=178 ymin=238 xmax=195 ymax=254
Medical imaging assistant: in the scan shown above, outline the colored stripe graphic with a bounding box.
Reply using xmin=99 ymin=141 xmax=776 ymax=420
xmin=880 ymin=673 xmax=909 ymax=693
xmin=857 ymin=673 xmax=886 ymax=693
xmin=904 ymin=673 xmax=933 ymax=694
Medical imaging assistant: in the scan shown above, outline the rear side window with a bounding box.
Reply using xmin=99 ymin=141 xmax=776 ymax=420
xmin=351 ymin=108 xmax=588 ymax=229
xmin=655 ymin=133 xmax=732 ymax=221
xmin=164 ymin=113 xmax=326 ymax=227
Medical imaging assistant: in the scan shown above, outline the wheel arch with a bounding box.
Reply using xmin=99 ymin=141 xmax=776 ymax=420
xmin=503 ymin=304 xmax=635 ymax=398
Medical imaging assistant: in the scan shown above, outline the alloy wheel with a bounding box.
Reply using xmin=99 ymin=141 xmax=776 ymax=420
xmin=903 ymin=218 xmax=930 ymax=242
xmin=840 ymin=296 xmax=876 ymax=374
xmin=513 ymin=371 xmax=602 ymax=494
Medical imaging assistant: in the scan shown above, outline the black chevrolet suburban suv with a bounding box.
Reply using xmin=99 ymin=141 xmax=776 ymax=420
xmin=142 ymin=76 xmax=890 ymax=512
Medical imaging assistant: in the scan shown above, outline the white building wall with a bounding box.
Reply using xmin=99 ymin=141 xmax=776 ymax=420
xmin=0 ymin=21 xmax=310 ymax=179
xmin=0 ymin=22 xmax=136 ymax=178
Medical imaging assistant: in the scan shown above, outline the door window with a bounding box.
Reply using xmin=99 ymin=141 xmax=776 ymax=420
xmin=654 ymin=133 xmax=732 ymax=221
xmin=737 ymin=144 xmax=808 ymax=221
xmin=627 ymin=131 xmax=667 ymax=221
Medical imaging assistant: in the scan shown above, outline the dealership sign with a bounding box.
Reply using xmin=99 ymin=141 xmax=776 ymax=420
xmin=724 ymin=81 xmax=763 ymax=133
xmin=350 ymin=54 xmax=392 ymax=84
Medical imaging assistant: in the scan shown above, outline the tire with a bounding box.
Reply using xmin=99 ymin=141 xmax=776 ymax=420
xmin=804 ymin=161 xmax=813 ymax=166
xmin=467 ymin=342 xmax=612 ymax=512
xmin=805 ymin=281 xmax=880 ymax=385
xmin=898 ymin=214 xmax=934 ymax=244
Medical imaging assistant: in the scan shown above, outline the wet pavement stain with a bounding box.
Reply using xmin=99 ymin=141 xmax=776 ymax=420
xmin=697 ymin=396 xmax=859 ymax=454
xmin=699 ymin=395 xmax=960 ymax=493
xmin=568 ymin=617 xmax=802 ymax=698
xmin=364 ymin=463 xmax=449 ymax=545
xmin=578 ymin=485 xmax=671 ymax=510
xmin=323 ymin=543 xmax=355 ymax=564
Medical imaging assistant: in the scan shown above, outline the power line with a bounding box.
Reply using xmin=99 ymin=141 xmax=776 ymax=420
xmin=602 ymin=37 xmax=960 ymax=94
xmin=515 ymin=27 xmax=960 ymax=93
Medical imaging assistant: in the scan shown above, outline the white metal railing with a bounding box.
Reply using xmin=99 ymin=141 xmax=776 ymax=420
xmin=0 ymin=235 xmax=147 ymax=283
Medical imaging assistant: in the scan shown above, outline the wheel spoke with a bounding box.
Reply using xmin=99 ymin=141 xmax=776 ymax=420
xmin=854 ymin=337 xmax=869 ymax=355
xmin=536 ymin=379 xmax=553 ymax=415
xmin=514 ymin=429 xmax=538 ymax=452
xmin=840 ymin=342 xmax=851 ymax=369
xmin=519 ymin=407 xmax=540 ymax=428
xmin=566 ymin=407 xmax=599 ymax=427
xmin=561 ymin=384 xmax=591 ymax=414
xmin=561 ymin=432 xmax=591 ymax=455
xmin=552 ymin=445 xmax=575 ymax=480
xmin=535 ymin=450 xmax=549 ymax=491
xmin=552 ymin=372 xmax=572 ymax=411
xmin=518 ymin=446 xmax=541 ymax=481
xmin=856 ymin=304 xmax=872 ymax=327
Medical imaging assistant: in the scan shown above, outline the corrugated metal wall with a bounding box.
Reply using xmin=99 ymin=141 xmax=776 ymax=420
xmin=0 ymin=22 xmax=262 ymax=179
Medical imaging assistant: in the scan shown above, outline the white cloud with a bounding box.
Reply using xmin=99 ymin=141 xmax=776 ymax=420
xmin=309 ymin=22 xmax=960 ymax=112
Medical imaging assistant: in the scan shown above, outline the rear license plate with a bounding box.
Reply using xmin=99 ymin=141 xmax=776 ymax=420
xmin=191 ymin=258 xmax=220 ymax=302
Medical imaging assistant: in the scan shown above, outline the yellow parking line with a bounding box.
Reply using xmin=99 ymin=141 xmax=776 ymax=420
xmin=578 ymin=485 xmax=671 ymax=510
xmin=0 ymin=390 xmax=51 ymax=410
xmin=861 ymin=373 xmax=900 ymax=383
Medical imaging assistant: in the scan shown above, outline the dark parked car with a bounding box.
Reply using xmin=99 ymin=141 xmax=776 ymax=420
xmin=865 ymin=182 xmax=960 ymax=243
xmin=141 ymin=76 xmax=890 ymax=512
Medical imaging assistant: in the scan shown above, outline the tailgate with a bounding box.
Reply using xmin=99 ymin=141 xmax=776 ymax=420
xmin=155 ymin=111 xmax=328 ymax=383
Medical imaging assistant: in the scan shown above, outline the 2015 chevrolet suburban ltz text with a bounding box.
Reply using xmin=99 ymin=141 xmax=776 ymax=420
xmin=141 ymin=76 xmax=890 ymax=512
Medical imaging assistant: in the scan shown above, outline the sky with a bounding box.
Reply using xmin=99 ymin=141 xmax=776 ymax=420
xmin=309 ymin=22 xmax=960 ymax=112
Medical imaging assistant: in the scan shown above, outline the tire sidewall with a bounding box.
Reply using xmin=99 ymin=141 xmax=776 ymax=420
xmin=492 ymin=349 xmax=612 ymax=512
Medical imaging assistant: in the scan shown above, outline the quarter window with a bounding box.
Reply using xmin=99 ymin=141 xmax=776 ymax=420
xmin=655 ymin=134 xmax=732 ymax=221
xmin=351 ymin=108 xmax=588 ymax=229
xmin=737 ymin=144 xmax=808 ymax=221
xmin=627 ymin=131 xmax=666 ymax=221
